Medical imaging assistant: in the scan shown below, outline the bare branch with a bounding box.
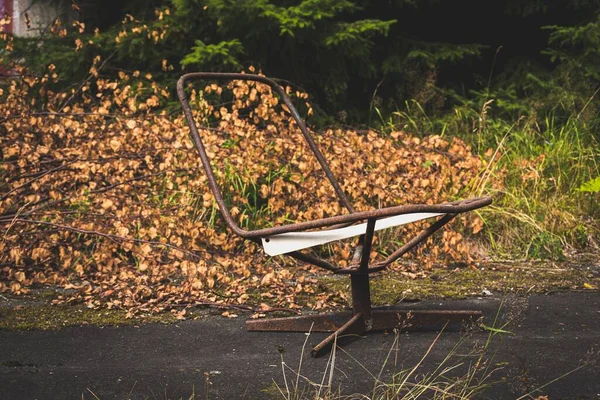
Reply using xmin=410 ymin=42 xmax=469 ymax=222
xmin=5 ymin=218 xmax=204 ymax=261
xmin=58 ymin=49 xmax=118 ymax=112
xmin=1 ymin=161 xmax=76 ymax=201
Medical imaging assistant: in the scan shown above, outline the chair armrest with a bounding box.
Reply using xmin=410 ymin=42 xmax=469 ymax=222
xmin=244 ymin=195 xmax=492 ymax=240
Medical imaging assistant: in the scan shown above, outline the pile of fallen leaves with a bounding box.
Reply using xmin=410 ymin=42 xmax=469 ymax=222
xmin=0 ymin=54 xmax=501 ymax=315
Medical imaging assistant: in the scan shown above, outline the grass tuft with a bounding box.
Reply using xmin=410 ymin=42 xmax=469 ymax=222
xmin=383 ymin=96 xmax=600 ymax=259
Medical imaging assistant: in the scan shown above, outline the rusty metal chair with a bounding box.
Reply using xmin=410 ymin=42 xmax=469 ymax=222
xmin=177 ymin=72 xmax=492 ymax=357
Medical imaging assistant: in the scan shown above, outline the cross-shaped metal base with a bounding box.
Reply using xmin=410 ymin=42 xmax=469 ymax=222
xmin=246 ymin=218 xmax=482 ymax=357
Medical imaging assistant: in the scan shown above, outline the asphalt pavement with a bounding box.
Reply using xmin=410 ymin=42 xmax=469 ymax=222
xmin=1 ymin=292 xmax=599 ymax=399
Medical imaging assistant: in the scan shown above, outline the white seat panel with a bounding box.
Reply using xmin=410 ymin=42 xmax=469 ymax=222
xmin=261 ymin=212 xmax=444 ymax=256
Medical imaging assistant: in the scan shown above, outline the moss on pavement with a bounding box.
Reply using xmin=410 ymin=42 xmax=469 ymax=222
xmin=0 ymin=301 xmax=176 ymax=331
xmin=1 ymin=260 xmax=598 ymax=330
xmin=319 ymin=261 xmax=600 ymax=306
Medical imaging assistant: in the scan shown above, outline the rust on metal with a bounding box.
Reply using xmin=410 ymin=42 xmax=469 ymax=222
xmin=334 ymin=262 xmax=387 ymax=275
xmin=246 ymin=309 xmax=482 ymax=333
xmin=349 ymin=218 xmax=376 ymax=328
xmin=246 ymin=312 xmax=354 ymax=332
xmin=311 ymin=312 xmax=364 ymax=358
xmin=382 ymin=213 xmax=457 ymax=267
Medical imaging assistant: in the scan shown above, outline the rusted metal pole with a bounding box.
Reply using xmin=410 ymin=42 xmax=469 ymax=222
xmin=382 ymin=214 xmax=457 ymax=266
xmin=351 ymin=218 xmax=376 ymax=328
xmin=311 ymin=312 xmax=364 ymax=358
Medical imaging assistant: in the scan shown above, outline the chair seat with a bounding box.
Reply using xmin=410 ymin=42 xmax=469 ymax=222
xmin=261 ymin=211 xmax=444 ymax=256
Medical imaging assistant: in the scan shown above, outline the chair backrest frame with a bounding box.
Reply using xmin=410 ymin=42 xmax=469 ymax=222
xmin=178 ymin=72 xmax=492 ymax=268
xmin=177 ymin=72 xmax=355 ymax=239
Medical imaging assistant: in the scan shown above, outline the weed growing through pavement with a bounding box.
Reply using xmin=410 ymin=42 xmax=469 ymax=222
xmin=275 ymin=319 xmax=502 ymax=399
xmin=274 ymin=299 xmax=596 ymax=400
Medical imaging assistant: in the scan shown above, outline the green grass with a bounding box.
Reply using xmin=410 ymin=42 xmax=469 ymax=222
xmin=482 ymin=117 xmax=599 ymax=259
xmin=381 ymin=96 xmax=600 ymax=260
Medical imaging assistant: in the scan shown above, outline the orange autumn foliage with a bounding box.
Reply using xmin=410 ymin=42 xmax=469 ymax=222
xmin=0 ymin=64 xmax=501 ymax=314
